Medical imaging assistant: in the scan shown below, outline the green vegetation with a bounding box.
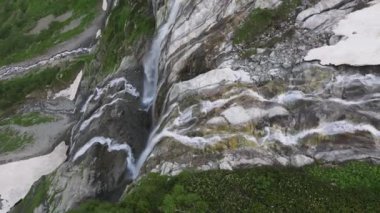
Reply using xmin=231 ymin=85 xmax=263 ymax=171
xmin=234 ymin=0 xmax=301 ymax=46
xmin=71 ymin=162 xmax=380 ymax=212
xmin=0 ymin=56 xmax=90 ymax=112
xmin=0 ymin=112 xmax=55 ymax=127
xmin=0 ymin=0 xmax=99 ymax=66
xmin=0 ymin=127 xmax=33 ymax=153
xmin=12 ymin=176 xmax=52 ymax=213
xmin=96 ymin=0 xmax=155 ymax=75
xmin=307 ymin=162 xmax=380 ymax=189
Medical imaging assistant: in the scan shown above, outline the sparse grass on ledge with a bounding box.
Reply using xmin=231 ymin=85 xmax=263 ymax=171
xmin=0 ymin=112 xmax=55 ymax=127
xmin=0 ymin=127 xmax=33 ymax=154
xmin=234 ymin=0 xmax=301 ymax=47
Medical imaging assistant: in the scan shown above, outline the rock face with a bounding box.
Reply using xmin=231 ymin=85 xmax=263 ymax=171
xmin=142 ymin=0 xmax=380 ymax=176
xmin=13 ymin=0 xmax=380 ymax=212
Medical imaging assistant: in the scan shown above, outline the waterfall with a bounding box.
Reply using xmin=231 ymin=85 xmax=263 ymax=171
xmin=72 ymin=137 xmax=137 ymax=178
xmin=141 ymin=0 xmax=182 ymax=109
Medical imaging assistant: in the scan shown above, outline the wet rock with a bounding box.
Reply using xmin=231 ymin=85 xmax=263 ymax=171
xmin=207 ymin=117 xmax=229 ymax=126
xmin=219 ymin=161 xmax=233 ymax=171
xmin=276 ymin=156 xmax=290 ymax=166
xmin=290 ymin=154 xmax=314 ymax=167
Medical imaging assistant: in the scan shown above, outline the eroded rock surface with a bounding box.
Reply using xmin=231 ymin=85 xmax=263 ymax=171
xmin=142 ymin=0 xmax=380 ymax=175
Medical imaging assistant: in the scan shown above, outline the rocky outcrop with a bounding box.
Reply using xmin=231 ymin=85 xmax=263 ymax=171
xmin=142 ymin=0 xmax=380 ymax=175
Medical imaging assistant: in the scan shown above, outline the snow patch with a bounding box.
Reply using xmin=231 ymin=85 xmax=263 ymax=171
xmin=0 ymin=143 xmax=67 ymax=213
xmin=305 ymin=2 xmax=380 ymax=66
xmin=96 ymin=29 xmax=102 ymax=39
xmin=54 ymin=71 xmax=83 ymax=101
xmin=102 ymin=0 xmax=108 ymax=11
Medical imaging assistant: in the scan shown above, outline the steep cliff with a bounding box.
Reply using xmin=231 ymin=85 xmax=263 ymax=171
xmin=6 ymin=0 xmax=380 ymax=212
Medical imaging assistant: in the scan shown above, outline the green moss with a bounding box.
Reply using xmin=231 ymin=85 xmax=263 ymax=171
xmin=0 ymin=0 xmax=99 ymax=66
xmin=95 ymin=0 xmax=155 ymax=76
xmin=0 ymin=127 xmax=33 ymax=154
xmin=71 ymin=162 xmax=380 ymax=212
xmin=0 ymin=112 xmax=55 ymax=127
xmin=234 ymin=0 xmax=301 ymax=47
xmin=12 ymin=175 xmax=51 ymax=213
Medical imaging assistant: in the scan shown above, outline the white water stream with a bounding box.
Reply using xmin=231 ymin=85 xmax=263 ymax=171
xmin=142 ymin=0 xmax=183 ymax=108
xmin=72 ymin=137 xmax=136 ymax=177
xmin=0 ymin=48 xmax=91 ymax=80
xmin=262 ymin=121 xmax=380 ymax=145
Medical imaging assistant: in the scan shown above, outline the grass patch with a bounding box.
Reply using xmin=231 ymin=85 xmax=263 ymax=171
xmin=0 ymin=112 xmax=55 ymax=127
xmin=95 ymin=0 xmax=155 ymax=76
xmin=0 ymin=0 xmax=99 ymax=66
xmin=71 ymin=162 xmax=380 ymax=212
xmin=234 ymin=0 xmax=301 ymax=47
xmin=0 ymin=127 xmax=33 ymax=154
xmin=11 ymin=175 xmax=52 ymax=213
xmin=0 ymin=56 xmax=91 ymax=112
xmin=306 ymin=162 xmax=380 ymax=189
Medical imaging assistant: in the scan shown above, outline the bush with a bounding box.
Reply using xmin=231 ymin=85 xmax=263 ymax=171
xmin=162 ymin=185 xmax=208 ymax=213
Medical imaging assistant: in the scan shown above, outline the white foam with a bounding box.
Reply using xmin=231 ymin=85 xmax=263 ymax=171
xmin=272 ymin=91 xmax=307 ymax=105
xmin=262 ymin=120 xmax=380 ymax=145
xmin=79 ymin=98 xmax=123 ymax=131
xmin=73 ymin=137 xmax=136 ymax=177
xmin=80 ymin=77 xmax=139 ymax=113
xmin=142 ymin=0 xmax=184 ymax=108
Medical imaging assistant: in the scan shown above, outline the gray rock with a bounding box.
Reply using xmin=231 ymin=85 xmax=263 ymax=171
xmin=291 ymin=155 xmax=315 ymax=167
xmin=219 ymin=162 xmax=233 ymax=171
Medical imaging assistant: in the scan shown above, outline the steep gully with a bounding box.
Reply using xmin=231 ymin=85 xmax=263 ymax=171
xmin=72 ymin=0 xmax=184 ymax=179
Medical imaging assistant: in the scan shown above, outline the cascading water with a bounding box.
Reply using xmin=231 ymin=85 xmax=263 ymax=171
xmin=71 ymin=0 xmax=185 ymax=180
xmin=141 ymin=0 xmax=183 ymax=109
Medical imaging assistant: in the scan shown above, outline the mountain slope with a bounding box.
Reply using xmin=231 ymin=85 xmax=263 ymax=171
xmin=1 ymin=0 xmax=380 ymax=212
